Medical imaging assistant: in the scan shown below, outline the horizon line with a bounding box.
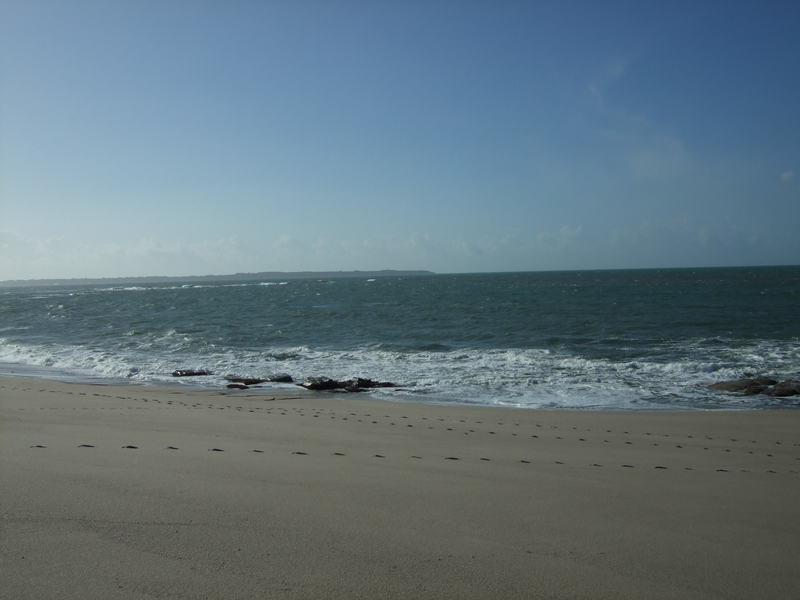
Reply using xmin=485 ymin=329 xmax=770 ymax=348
xmin=3 ymin=264 xmax=799 ymax=287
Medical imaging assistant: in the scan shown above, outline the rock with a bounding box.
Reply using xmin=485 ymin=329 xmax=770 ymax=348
xmin=225 ymin=374 xmax=293 ymax=385
xmin=761 ymin=381 xmax=800 ymax=397
xmin=173 ymin=369 xmax=211 ymax=377
xmin=266 ymin=373 xmax=294 ymax=383
xmin=708 ymin=377 xmax=800 ymax=397
xmin=344 ymin=377 xmax=396 ymax=389
xmin=300 ymin=377 xmax=342 ymax=391
xmin=226 ymin=377 xmax=268 ymax=386
xmin=226 ymin=383 xmax=249 ymax=389
xmin=300 ymin=376 xmax=397 ymax=392
xmin=708 ymin=378 xmax=777 ymax=395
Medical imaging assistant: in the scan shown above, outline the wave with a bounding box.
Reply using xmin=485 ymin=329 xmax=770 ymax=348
xmin=1 ymin=336 xmax=798 ymax=410
xmin=3 ymin=268 xmax=798 ymax=410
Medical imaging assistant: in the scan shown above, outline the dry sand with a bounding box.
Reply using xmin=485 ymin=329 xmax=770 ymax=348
xmin=1 ymin=375 xmax=799 ymax=599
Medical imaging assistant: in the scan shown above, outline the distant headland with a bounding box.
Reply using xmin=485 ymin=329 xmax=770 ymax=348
xmin=0 ymin=270 xmax=436 ymax=287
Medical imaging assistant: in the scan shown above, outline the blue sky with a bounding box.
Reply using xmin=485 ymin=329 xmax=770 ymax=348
xmin=1 ymin=0 xmax=798 ymax=279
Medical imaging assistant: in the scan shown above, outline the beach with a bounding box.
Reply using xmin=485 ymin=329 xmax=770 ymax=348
xmin=1 ymin=375 xmax=799 ymax=599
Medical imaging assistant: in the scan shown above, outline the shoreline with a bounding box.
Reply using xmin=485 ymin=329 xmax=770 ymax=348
xmin=2 ymin=375 xmax=799 ymax=599
xmin=3 ymin=363 xmax=796 ymax=413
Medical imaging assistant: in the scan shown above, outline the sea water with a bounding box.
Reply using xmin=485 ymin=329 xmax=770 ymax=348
xmin=1 ymin=266 xmax=798 ymax=410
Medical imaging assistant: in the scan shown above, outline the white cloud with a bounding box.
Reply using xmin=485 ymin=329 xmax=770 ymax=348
xmin=0 ymin=231 xmax=253 ymax=280
xmin=601 ymin=217 xmax=785 ymax=268
xmin=584 ymin=57 xmax=695 ymax=181
xmin=0 ymin=227 xmax=579 ymax=280
xmin=588 ymin=56 xmax=632 ymax=108
xmin=536 ymin=225 xmax=584 ymax=248
xmin=3 ymin=216 xmax=799 ymax=282
xmin=625 ymin=136 xmax=693 ymax=179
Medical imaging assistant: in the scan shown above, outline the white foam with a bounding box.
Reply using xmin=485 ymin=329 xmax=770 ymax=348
xmin=1 ymin=335 xmax=798 ymax=410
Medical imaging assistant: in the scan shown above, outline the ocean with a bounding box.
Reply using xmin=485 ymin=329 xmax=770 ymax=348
xmin=1 ymin=266 xmax=798 ymax=410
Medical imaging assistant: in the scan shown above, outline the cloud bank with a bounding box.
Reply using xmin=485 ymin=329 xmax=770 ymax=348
xmin=3 ymin=217 xmax=797 ymax=282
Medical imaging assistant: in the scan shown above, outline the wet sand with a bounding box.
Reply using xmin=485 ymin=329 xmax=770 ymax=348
xmin=1 ymin=375 xmax=799 ymax=599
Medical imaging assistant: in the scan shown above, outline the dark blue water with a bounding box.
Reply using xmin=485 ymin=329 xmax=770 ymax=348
xmin=1 ymin=266 xmax=798 ymax=409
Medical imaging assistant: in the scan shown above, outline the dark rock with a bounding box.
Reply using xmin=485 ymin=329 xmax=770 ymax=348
xmin=762 ymin=381 xmax=800 ymax=397
xmin=173 ymin=369 xmax=211 ymax=377
xmin=299 ymin=376 xmax=398 ymax=392
xmin=708 ymin=378 xmax=778 ymax=395
xmin=344 ymin=377 xmax=396 ymax=389
xmin=267 ymin=373 xmax=293 ymax=383
xmin=226 ymin=383 xmax=249 ymax=389
xmin=226 ymin=377 xmax=267 ymax=386
xmin=708 ymin=377 xmax=800 ymax=398
xmin=300 ymin=377 xmax=342 ymax=391
xmin=225 ymin=374 xmax=293 ymax=385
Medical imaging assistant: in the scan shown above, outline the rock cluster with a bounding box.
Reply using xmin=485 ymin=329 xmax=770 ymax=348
xmin=708 ymin=377 xmax=800 ymax=397
xmin=170 ymin=369 xmax=396 ymax=392
xmin=299 ymin=377 xmax=397 ymax=393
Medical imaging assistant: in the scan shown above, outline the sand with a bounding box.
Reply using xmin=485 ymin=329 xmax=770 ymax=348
xmin=1 ymin=375 xmax=799 ymax=599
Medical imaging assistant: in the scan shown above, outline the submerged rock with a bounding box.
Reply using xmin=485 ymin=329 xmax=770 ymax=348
xmin=172 ymin=369 xmax=211 ymax=377
xmin=708 ymin=377 xmax=777 ymax=395
xmin=266 ymin=373 xmax=294 ymax=383
xmin=707 ymin=377 xmax=800 ymax=397
xmin=762 ymin=381 xmax=800 ymax=397
xmin=226 ymin=377 xmax=268 ymax=386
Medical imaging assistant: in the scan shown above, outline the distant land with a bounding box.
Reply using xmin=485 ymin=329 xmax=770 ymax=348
xmin=0 ymin=270 xmax=436 ymax=287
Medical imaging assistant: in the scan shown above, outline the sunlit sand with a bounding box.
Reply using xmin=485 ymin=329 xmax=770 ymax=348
xmin=2 ymin=375 xmax=798 ymax=599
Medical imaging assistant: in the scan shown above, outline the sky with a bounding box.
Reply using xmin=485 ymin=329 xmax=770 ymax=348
xmin=1 ymin=0 xmax=799 ymax=280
